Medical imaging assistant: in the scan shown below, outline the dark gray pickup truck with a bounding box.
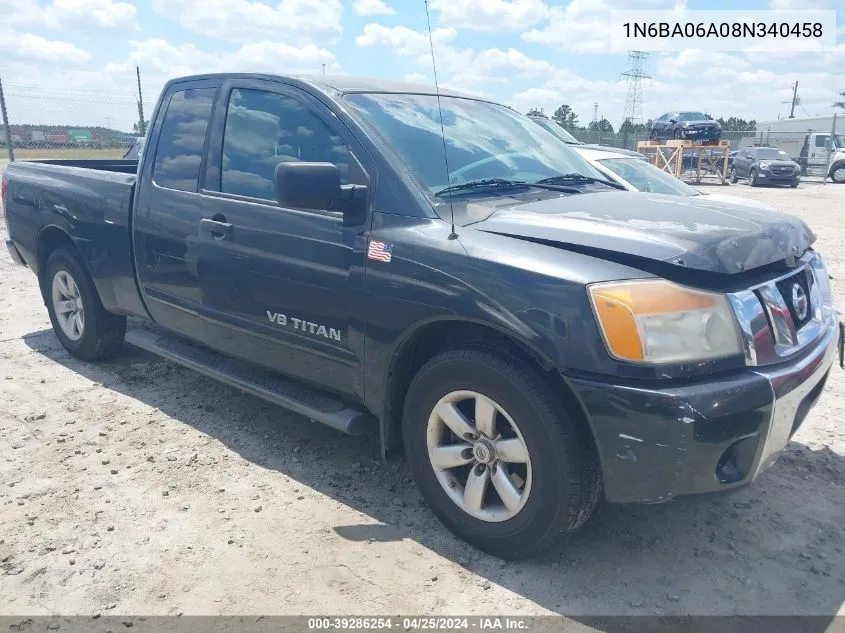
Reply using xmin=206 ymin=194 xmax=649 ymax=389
xmin=3 ymin=74 xmax=841 ymax=558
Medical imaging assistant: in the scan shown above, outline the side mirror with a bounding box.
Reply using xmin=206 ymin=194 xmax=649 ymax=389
xmin=669 ymin=118 xmax=677 ymax=124
xmin=275 ymin=162 xmax=341 ymax=210
xmin=274 ymin=162 xmax=368 ymax=215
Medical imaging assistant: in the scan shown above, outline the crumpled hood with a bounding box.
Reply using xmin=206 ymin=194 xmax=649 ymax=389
xmin=472 ymin=191 xmax=815 ymax=274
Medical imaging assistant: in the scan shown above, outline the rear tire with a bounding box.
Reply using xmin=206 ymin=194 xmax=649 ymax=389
xmin=42 ymin=247 xmax=126 ymax=361
xmin=402 ymin=345 xmax=600 ymax=559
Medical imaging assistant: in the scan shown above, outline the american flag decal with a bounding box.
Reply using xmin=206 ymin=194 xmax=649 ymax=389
xmin=367 ymin=239 xmax=393 ymax=263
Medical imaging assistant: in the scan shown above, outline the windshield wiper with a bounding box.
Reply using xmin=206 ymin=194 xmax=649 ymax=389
xmin=535 ymin=173 xmax=625 ymax=190
xmin=433 ymin=178 xmax=533 ymax=197
xmin=434 ymin=178 xmax=581 ymax=197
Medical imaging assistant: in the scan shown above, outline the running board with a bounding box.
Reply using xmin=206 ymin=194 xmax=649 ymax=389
xmin=124 ymin=328 xmax=374 ymax=436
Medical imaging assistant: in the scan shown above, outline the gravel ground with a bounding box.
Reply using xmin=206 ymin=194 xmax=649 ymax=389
xmin=1 ymin=181 xmax=844 ymax=621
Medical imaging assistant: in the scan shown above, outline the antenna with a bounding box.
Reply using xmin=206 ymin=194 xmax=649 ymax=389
xmin=424 ymin=0 xmax=457 ymax=240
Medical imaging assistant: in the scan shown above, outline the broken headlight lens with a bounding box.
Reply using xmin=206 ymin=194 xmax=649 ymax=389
xmin=588 ymin=279 xmax=743 ymax=364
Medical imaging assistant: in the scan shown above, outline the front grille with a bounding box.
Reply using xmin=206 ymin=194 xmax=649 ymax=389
xmin=729 ymin=252 xmax=833 ymax=367
xmin=776 ymin=268 xmax=812 ymax=330
xmin=771 ymin=167 xmax=793 ymax=176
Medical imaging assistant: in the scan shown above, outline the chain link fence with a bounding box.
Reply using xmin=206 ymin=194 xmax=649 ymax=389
xmin=0 ymin=82 xmax=144 ymax=165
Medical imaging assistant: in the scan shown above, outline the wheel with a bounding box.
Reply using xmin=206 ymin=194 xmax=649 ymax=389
xmin=402 ymin=345 xmax=600 ymax=559
xmin=790 ymin=181 xmax=799 ymax=188
xmin=730 ymin=167 xmax=738 ymax=183
xmin=648 ymin=128 xmax=655 ymax=140
xmin=673 ymin=128 xmax=683 ymax=140
xmin=831 ymin=165 xmax=845 ymax=184
xmin=43 ymin=247 xmax=126 ymax=361
xmin=749 ymin=168 xmax=758 ymax=186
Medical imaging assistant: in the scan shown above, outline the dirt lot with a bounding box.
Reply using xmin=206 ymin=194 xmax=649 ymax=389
xmin=1 ymin=182 xmax=844 ymax=621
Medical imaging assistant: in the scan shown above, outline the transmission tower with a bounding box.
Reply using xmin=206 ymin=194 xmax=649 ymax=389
xmin=620 ymin=51 xmax=650 ymax=126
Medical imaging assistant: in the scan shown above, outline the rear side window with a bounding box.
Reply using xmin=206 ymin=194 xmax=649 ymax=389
xmin=153 ymin=88 xmax=215 ymax=192
xmin=220 ymin=88 xmax=350 ymax=201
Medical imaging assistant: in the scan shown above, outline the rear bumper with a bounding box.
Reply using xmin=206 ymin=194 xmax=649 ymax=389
xmin=567 ymin=317 xmax=839 ymax=504
xmin=5 ymin=239 xmax=26 ymax=266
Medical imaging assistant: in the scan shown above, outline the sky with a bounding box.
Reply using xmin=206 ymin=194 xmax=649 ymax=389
xmin=0 ymin=0 xmax=843 ymax=132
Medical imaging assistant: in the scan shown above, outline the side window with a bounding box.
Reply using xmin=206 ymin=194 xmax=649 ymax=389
xmin=220 ymin=88 xmax=351 ymax=201
xmin=814 ymin=135 xmax=828 ymax=148
xmin=153 ymin=88 xmax=215 ymax=192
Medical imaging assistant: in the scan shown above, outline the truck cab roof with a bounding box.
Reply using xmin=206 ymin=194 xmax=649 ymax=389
xmin=166 ymin=73 xmax=481 ymax=100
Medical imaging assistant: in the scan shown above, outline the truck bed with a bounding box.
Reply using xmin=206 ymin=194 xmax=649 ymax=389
xmin=3 ymin=159 xmax=145 ymax=317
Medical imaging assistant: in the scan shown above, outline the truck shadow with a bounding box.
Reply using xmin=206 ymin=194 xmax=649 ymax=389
xmin=22 ymin=327 xmax=845 ymax=626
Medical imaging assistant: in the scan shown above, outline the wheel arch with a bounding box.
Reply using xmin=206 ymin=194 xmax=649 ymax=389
xmin=35 ymin=226 xmax=85 ymax=300
xmin=379 ymin=317 xmax=594 ymax=460
xmin=829 ymin=160 xmax=845 ymax=181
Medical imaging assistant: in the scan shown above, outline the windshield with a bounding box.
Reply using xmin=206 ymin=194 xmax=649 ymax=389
xmin=831 ymin=134 xmax=845 ymax=148
xmin=345 ymin=93 xmax=605 ymax=195
xmin=597 ymin=157 xmax=699 ymax=196
xmin=678 ymin=112 xmax=708 ymax=121
xmin=529 ymin=117 xmax=580 ymax=144
xmin=755 ymin=148 xmax=791 ymax=160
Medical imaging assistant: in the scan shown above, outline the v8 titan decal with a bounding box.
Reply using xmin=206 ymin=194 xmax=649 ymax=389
xmin=266 ymin=311 xmax=342 ymax=342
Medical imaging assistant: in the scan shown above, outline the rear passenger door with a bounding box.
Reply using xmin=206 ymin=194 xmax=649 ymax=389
xmin=194 ymin=78 xmax=373 ymax=398
xmin=133 ymin=79 xmax=218 ymax=341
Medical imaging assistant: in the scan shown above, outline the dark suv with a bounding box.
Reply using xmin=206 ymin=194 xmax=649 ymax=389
xmin=650 ymin=112 xmax=722 ymax=142
xmin=730 ymin=146 xmax=800 ymax=187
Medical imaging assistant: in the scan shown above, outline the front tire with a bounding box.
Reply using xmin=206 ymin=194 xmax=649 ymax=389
xmin=673 ymin=128 xmax=683 ymax=140
xmin=730 ymin=167 xmax=738 ymax=183
xmin=43 ymin=247 xmax=126 ymax=361
xmin=749 ymin=168 xmax=758 ymax=186
xmin=831 ymin=165 xmax=845 ymax=184
xmin=402 ymin=345 xmax=600 ymax=559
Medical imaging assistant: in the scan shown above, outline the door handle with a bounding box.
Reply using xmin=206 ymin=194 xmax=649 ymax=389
xmin=200 ymin=218 xmax=233 ymax=239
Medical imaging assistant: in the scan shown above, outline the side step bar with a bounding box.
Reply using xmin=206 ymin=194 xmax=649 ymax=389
xmin=124 ymin=328 xmax=374 ymax=436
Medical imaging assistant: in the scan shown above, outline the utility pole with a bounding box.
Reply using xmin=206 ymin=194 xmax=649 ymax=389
xmin=136 ymin=66 xmax=146 ymax=136
xmin=789 ymin=81 xmax=799 ymax=119
xmin=322 ymin=64 xmax=326 ymax=75
xmin=620 ymin=50 xmax=651 ymax=149
xmin=593 ymin=102 xmax=598 ymax=123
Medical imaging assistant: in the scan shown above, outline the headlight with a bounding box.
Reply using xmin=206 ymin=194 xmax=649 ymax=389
xmin=588 ymin=279 xmax=742 ymax=364
xmin=759 ymin=161 xmax=771 ymax=170
xmin=794 ymin=164 xmax=801 ymax=173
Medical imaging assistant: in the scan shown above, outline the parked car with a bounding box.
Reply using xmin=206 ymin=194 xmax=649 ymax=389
xmin=650 ymin=111 xmax=722 ymax=142
xmin=572 ymin=146 xmax=775 ymax=210
xmin=528 ymin=115 xmax=645 ymax=158
xmin=731 ymin=146 xmax=800 ymax=187
xmin=4 ymin=73 xmax=839 ymax=559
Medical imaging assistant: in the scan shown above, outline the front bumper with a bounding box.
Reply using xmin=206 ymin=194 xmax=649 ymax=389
xmin=680 ymin=127 xmax=721 ymax=140
xmin=757 ymin=170 xmax=800 ymax=184
xmin=568 ymin=317 xmax=839 ymax=504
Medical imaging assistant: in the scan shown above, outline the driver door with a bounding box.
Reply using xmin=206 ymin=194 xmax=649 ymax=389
xmin=194 ymin=79 xmax=373 ymax=397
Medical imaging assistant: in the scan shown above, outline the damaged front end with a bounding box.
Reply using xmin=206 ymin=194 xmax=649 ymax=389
xmin=566 ymin=251 xmax=840 ymax=504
